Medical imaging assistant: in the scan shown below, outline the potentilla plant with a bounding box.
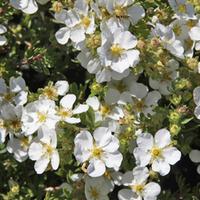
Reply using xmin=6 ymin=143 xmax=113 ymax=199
xmin=1 ymin=0 xmax=200 ymax=199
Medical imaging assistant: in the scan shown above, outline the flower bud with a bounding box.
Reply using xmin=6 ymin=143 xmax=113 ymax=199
xmin=52 ymin=1 xmax=63 ymax=13
xmin=169 ymin=111 xmax=181 ymax=123
xmin=169 ymin=94 xmax=182 ymax=105
xmin=170 ymin=124 xmax=181 ymax=136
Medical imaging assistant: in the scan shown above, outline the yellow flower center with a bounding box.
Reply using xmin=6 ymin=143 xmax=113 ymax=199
xmin=86 ymin=34 xmax=101 ymax=49
xmin=115 ymin=81 xmax=127 ymax=92
xmin=186 ymin=20 xmax=197 ymax=28
xmin=173 ymin=24 xmax=182 ymax=36
xmin=178 ymin=4 xmax=187 ymax=13
xmin=52 ymin=2 xmax=63 ymax=13
xmin=9 ymin=120 xmax=21 ymax=132
xmin=81 ymin=16 xmax=91 ymax=28
xmin=100 ymin=105 xmax=111 ymax=116
xmin=110 ymin=44 xmax=124 ymax=57
xmin=37 ymin=112 xmax=47 ymax=123
xmin=44 ymin=144 xmax=54 ymax=155
xmin=134 ymin=99 xmax=145 ymax=112
xmin=151 ymin=147 xmax=162 ymax=158
xmin=185 ymin=38 xmax=193 ymax=49
xmin=57 ymin=107 xmax=72 ymax=118
xmin=132 ymin=184 xmax=144 ymax=194
xmin=104 ymin=171 xmax=112 ymax=179
xmin=100 ymin=7 xmax=110 ymax=18
xmin=91 ymin=146 xmax=103 ymax=158
xmin=89 ymin=187 xmax=99 ymax=199
xmin=20 ymin=137 xmax=29 ymax=148
xmin=114 ymin=5 xmax=127 ymax=18
xmin=43 ymin=86 xmax=57 ymax=100
xmin=4 ymin=93 xmax=14 ymax=102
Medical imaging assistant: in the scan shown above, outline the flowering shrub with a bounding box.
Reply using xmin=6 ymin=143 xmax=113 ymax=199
xmin=1 ymin=0 xmax=200 ymax=199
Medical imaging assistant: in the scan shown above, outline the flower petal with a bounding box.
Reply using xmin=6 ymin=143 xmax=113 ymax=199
xmin=60 ymin=94 xmax=76 ymax=109
xmin=189 ymin=150 xmax=200 ymax=163
xmin=28 ymin=142 xmax=44 ymax=160
xmin=55 ymin=27 xmax=70 ymax=45
xmin=152 ymin=160 xmax=170 ymax=176
xmin=34 ymin=156 xmax=49 ymax=174
xmin=118 ymin=189 xmax=137 ymax=200
xmin=73 ymin=104 xmax=89 ymax=114
xmin=154 ymin=129 xmax=171 ymax=148
xmin=51 ymin=150 xmax=60 ymax=170
xmin=144 ymin=182 xmax=161 ymax=197
xmin=87 ymin=159 xmax=106 ymax=177
xmin=163 ymin=147 xmax=181 ymax=165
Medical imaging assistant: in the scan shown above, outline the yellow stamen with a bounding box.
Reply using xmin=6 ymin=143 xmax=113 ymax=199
xmin=44 ymin=144 xmax=54 ymax=155
xmin=110 ymin=44 xmax=124 ymax=57
xmin=186 ymin=20 xmax=197 ymax=28
xmin=134 ymin=99 xmax=145 ymax=112
xmin=20 ymin=137 xmax=29 ymax=148
xmin=132 ymin=184 xmax=145 ymax=194
xmin=100 ymin=7 xmax=110 ymax=18
xmin=115 ymin=82 xmax=127 ymax=92
xmin=178 ymin=4 xmax=187 ymax=13
xmin=173 ymin=24 xmax=182 ymax=36
xmin=57 ymin=107 xmax=72 ymax=118
xmin=151 ymin=147 xmax=162 ymax=158
xmin=81 ymin=16 xmax=91 ymax=28
xmin=37 ymin=112 xmax=47 ymax=123
xmin=91 ymin=146 xmax=103 ymax=159
xmin=114 ymin=6 xmax=127 ymax=18
xmin=4 ymin=93 xmax=14 ymax=102
xmin=86 ymin=34 xmax=101 ymax=49
xmin=89 ymin=187 xmax=99 ymax=199
xmin=100 ymin=105 xmax=111 ymax=116
xmin=43 ymin=86 xmax=57 ymax=100
xmin=9 ymin=120 xmax=21 ymax=132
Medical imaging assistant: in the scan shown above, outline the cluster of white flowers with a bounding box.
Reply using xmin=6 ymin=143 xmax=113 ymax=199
xmin=0 ymin=76 xmax=89 ymax=174
xmin=6 ymin=0 xmax=200 ymax=199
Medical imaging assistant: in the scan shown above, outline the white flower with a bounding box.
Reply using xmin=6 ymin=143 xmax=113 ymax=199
xmin=189 ymin=150 xmax=200 ymax=174
xmin=133 ymin=129 xmax=181 ymax=176
xmin=118 ymin=167 xmax=161 ymax=200
xmin=0 ymin=103 xmax=23 ymax=143
xmin=57 ymin=94 xmax=88 ymax=124
xmin=10 ymin=0 xmax=50 ymax=14
xmin=0 ymin=76 xmax=28 ymax=106
xmin=97 ymin=25 xmax=140 ymax=73
xmin=152 ymin=23 xmax=184 ymax=58
xmin=0 ymin=25 xmax=7 ymax=46
xmin=86 ymin=96 xmax=124 ymax=123
xmin=55 ymin=1 xmax=95 ymax=45
xmin=193 ymin=86 xmax=200 ymax=119
xmin=40 ymin=80 xmax=69 ymax=100
xmin=28 ymin=126 xmax=59 ymax=174
xmin=149 ymin=59 xmax=179 ymax=95
xmin=168 ymin=0 xmax=196 ymax=20
xmin=77 ymin=50 xmax=130 ymax=83
xmin=170 ymin=19 xmax=195 ymax=57
xmin=74 ymin=127 xmax=123 ymax=177
xmin=85 ymin=175 xmax=114 ymax=200
xmin=93 ymin=0 xmax=145 ymax=29
xmin=129 ymin=82 xmax=161 ymax=117
xmin=104 ymin=74 xmax=138 ymax=105
xmin=22 ymin=99 xmax=59 ymax=135
xmin=7 ymin=135 xmax=32 ymax=162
